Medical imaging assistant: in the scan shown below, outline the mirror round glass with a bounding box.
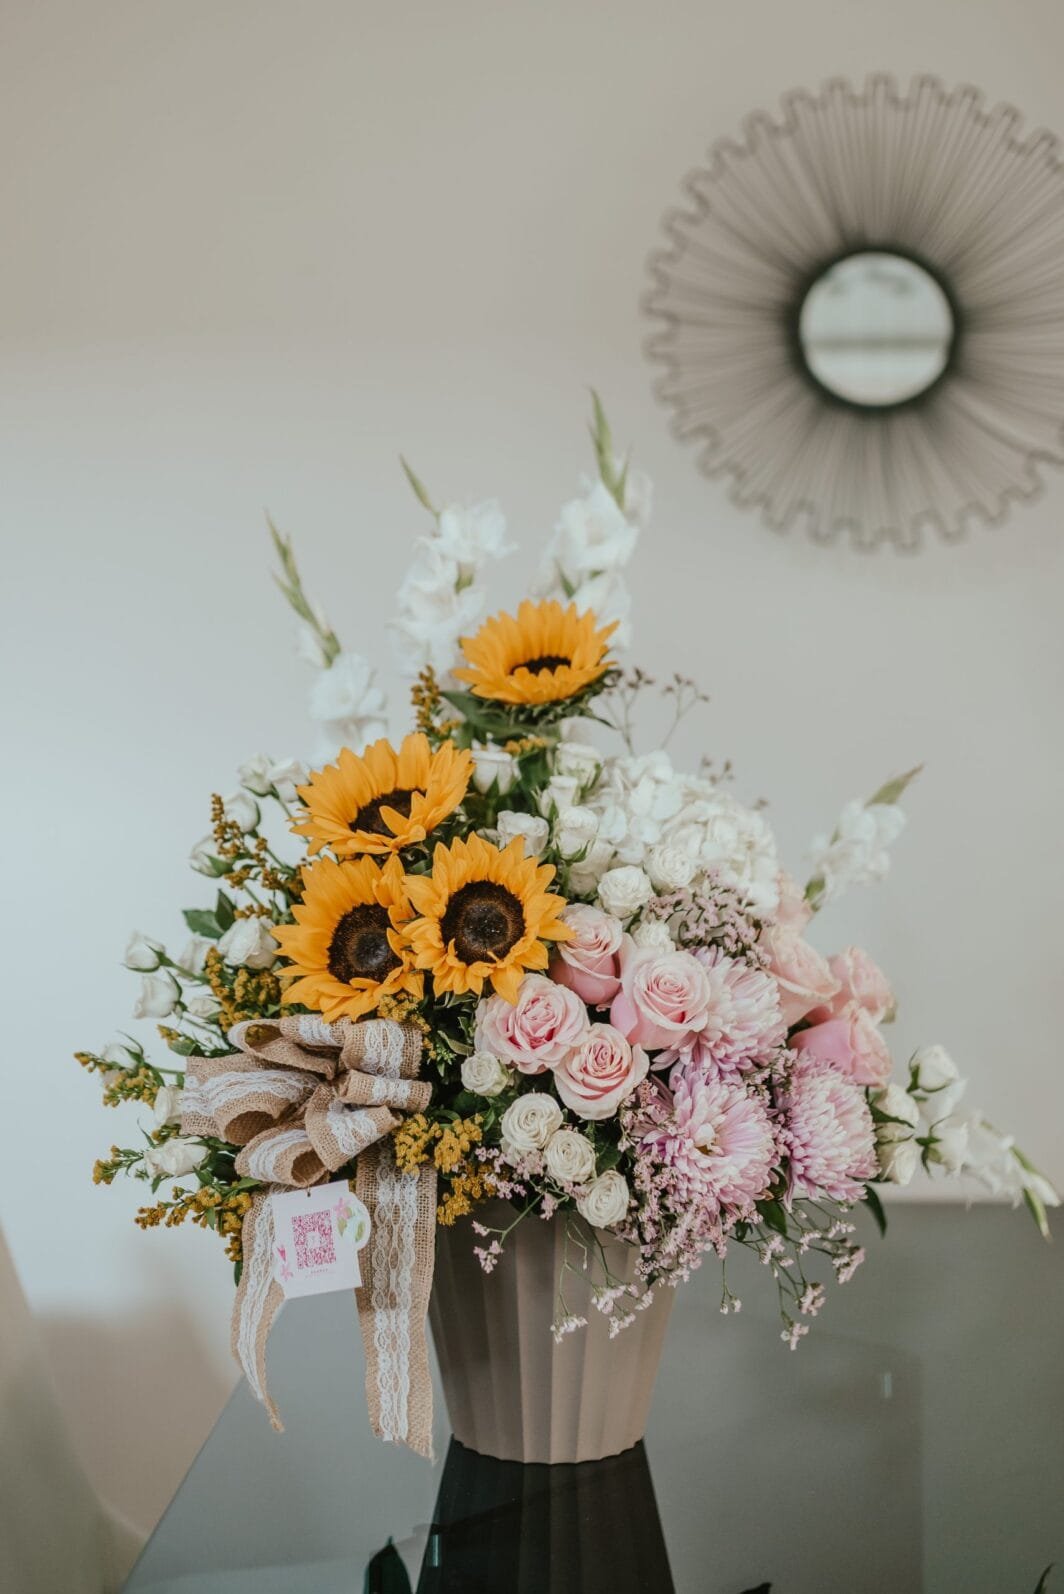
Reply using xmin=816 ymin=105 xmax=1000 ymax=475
xmin=797 ymin=251 xmax=955 ymax=407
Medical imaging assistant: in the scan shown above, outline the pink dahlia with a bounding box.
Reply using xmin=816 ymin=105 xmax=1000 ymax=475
xmin=657 ymin=949 xmax=786 ymax=1076
xmin=638 ymin=1063 xmax=777 ymax=1222
xmin=779 ymin=1055 xmax=877 ymax=1204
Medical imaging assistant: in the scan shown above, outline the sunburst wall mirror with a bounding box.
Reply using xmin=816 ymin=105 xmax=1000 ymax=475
xmin=643 ymin=75 xmax=1064 ymax=550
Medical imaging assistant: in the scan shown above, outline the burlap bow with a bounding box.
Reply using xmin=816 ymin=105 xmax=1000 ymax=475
xmin=181 ymin=1014 xmax=436 ymax=1455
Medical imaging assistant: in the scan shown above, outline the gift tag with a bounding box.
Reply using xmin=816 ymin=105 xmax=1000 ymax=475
xmin=269 ymin=1181 xmax=371 ymax=1299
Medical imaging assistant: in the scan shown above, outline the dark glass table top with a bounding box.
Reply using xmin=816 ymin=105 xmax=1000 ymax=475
xmin=123 ymin=1206 xmax=1063 ymax=1594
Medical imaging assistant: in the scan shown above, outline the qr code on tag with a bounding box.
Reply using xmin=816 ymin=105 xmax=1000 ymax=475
xmin=292 ymin=1210 xmax=336 ymax=1271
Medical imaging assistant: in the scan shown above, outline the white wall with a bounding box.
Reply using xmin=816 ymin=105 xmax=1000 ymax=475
xmin=2 ymin=0 xmax=1063 ymax=1553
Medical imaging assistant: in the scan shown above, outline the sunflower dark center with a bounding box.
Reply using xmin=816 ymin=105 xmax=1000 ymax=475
xmin=327 ymin=904 xmax=400 ymax=984
xmin=440 ymin=881 xmax=526 ymax=964
xmin=350 ymin=787 xmax=417 ymax=837
xmin=515 ymin=654 xmax=570 ymax=675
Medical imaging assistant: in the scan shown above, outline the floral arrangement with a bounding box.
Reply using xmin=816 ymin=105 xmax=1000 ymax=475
xmin=80 ymin=399 xmax=1056 ymax=1418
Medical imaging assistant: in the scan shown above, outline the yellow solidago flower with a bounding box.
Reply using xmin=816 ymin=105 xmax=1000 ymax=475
xmin=455 ymin=598 xmax=616 ymax=707
xmin=405 ymin=834 xmax=569 ymax=1003
xmin=273 ymin=854 xmax=422 ymax=1022
xmin=292 ymin=732 xmax=472 ymax=857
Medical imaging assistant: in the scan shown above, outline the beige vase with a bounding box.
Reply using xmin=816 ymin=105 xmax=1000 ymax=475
xmin=429 ymin=1201 xmax=674 ymax=1464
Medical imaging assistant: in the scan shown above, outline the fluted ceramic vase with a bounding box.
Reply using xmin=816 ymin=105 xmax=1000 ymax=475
xmin=429 ymin=1202 xmax=674 ymax=1464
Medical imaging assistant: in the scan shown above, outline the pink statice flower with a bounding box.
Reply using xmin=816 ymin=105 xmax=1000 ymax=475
xmin=636 ymin=1062 xmax=778 ymax=1224
xmin=778 ymin=1054 xmax=877 ymax=1204
xmin=656 ymin=948 xmax=785 ymax=1077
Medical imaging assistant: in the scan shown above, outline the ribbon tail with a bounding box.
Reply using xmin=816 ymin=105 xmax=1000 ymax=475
xmin=231 ymin=1192 xmax=286 ymax=1432
xmin=355 ymin=1143 xmax=437 ymax=1459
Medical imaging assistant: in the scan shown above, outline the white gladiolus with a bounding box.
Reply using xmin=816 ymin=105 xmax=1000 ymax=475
xmin=221 ymin=792 xmax=260 ymax=834
xmin=218 ymin=918 xmax=278 ymax=970
xmin=878 ymin=1137 xmax=920 ymax=1185
xmin=390 ymin=538 xmax=483 ymax=677
xmin=549 ymin=481 xmax=638 ymax=580
xmin=543 ymin=1128 xmax=597 ymax=1185
xmin=808 ymin=800 xmax=907 ymax=905
xmin=577 ymin=1170 xmax=631 ymax=1229
xmin=566 ymin=568 xmax=634 ymax=650
xmin=133 ymin=972 xmax=180 ymax=1020
xmin=308 ymin=652 xmax=388 ymax=756
xmin=124 ymin=931 xmax=164 ymax=972
xmin=460 ymin=1052 xmax=512 ymax=1098
xmin=597 ymin=865 xmax=653 ymax=921
xmin=471 ymin=745 xmax=516 ymax=796
xmin=153 ymin=1085 xmax=184 ymax=1127
xmin=143 ymin=1138 xmax=208 ymax=1179
xmin=958 ymin=1116 xmax=1060 ymax=1215
xmin=496 ymin=811 xmax=549 ymax=858
xmin=434 ymin=501 xmax=513 ymax=568
xmin=500 ymin=1094 xmax=563 ymax=1155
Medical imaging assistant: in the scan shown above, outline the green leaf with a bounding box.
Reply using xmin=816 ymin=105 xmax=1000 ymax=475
xmin=1023 ymin=1185 xmax=1052 ymax=1242
xmin=1034 ymin=1567 xmax=1054 ymax=1594
xmin=164 ymin=1033 xmax=199 ymax=1057
xmin=214 ymin=891 xmax=236 ymax=932
xmin=399 ymin=456 xmax=438 ymax=519
xmin=363 ymin=1539 xmax=412 ymax=1594
xmin=183 ymin=908 xmax=222 ymax=939
xmin=756 ymin=1199 xmax=788 ymax=1237
xmin=867 ymin=765 xmax=923 ymax=808
xmin=863 ymin=1184 xmax=888 ymax=1237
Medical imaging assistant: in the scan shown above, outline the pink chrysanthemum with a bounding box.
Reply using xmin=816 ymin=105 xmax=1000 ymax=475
xmin=638 ymin=1063 xmax=777 ymax=1222
xmin=779 ymin=1055 xmax=877 ymax=1204
xmin=657 ymin=949 xmax=785 ymax=1076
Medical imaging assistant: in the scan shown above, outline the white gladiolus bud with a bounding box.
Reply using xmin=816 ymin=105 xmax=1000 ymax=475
xmin=133 ymin=972 xmax=180 ymax=1020
xmin=630 ymin=919 xmax=673 ymax=951
xmin=143 ymin=1138 xmax=208 ymax=1179
xmin=460 ymin=1052 xmax=512 ymax=1098
xmin=645 ymin=843 xmax=696 ymax=894
xmin=222 ymin=792 xmax=260 ymax=834
xmin=496 ymin=811 xmax=549 ymax=858
xmin=543 ymin=1128 xmax=597 ymax=1185
xmin=189 ymin=834 xmax=219 ymax=875
xmin=218 ymin=918 xmax=278 ymax=970
xmin=597 ymin=865 xmax=653 ymax=921
xmin=153 ymin=1085 xmax=184 ymax=1127
xmin=554 ymin=741 xmax=603 ymax=788
xmin=879 ymin=1137 xmax=921 ymax=1185
xmin=500 ymin=1093 xmax=563 ymax=1154
xmin=577 ymin=1170 xmax=631 ymax=1229
xmin=124 ymin=931 xmax=164 ymax=971
xmin=471 ymin=745 xmax=516 ymax=796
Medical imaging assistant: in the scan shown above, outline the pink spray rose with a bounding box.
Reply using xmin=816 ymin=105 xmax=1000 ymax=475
xmin=475 ymin=973 xmax=590 ymax=1075
xmin=554 ymin=1022 xmax=649 ymax=1120
xmin=610 ymin=940 xmax=713 ymax=1052
xmin=822 ymin=947 xmax=894 ymax=1025
xmin=791 ymin=999 xmax=892 ymax=1088
xmin=549 ymin=903 xmax=624 ymax=1007
xmin=760 ymin=927 xmax=840 ymax=1029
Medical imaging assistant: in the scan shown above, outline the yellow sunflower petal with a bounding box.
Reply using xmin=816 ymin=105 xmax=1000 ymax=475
xmin=455 ymin=599 xmax=616 ymax=706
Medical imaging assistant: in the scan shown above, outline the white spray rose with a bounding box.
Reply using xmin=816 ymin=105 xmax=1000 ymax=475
xmin=238 ymin=754 xmax=274 ymax=796
xmin=554 ymin=740 xmax=603 ymax=789
xmin=189 ymin=834 xmax=219 ymax=875
xmin=461 ymin=1051 xmax=512 ymax=1098
xmin=101 ymin=1043 xmax=136 ymax=1067
xmin=645 ymin=843 xmax=696 ymax=894
xmin=539 ymin=775 xmax=581 ymax=816
xmin=630 ymin=918 xmax=674 ymax=951
xmin=873 ymin=1084 xmax=921 ymax=1138
xmin=597 ymin=865 xmax=653 ymax=921
xmin=912 ymin=1046 xmax=966 ymax=1121
xmin=153 ymin=1085 xmax=184 ymax=1127
xmin=435 ymin=501 xmax=514 ymax=568
xmin=265 ymin=758 xmax=308 ymax=804
xmin=218 ymin=918 xmax=278 ymax=970
xmin=879 ymin=1137 xmax=921 ymax=1185
xmin=555 ymin=806 xmax=600 ymax=857
xmin=186 ymin=993 xmax=222 ymax=1019
xmin=496 ymin=811 xmax=549 ymax=858
xmin=500 ymin=1093 xmax=563 ymax=1156
xmin=124 ymin=931 xmax=164 ymax=972
xmin=927 ymin=1119 xmax=969 ymax=1175
xmin=133 ymin=972 xmax=180 ymax=1020
xmin=472 ymin=745 xmax=516 ymax=796
xmin=544 ymin=1128 xmax=597 ymax=1185
xmin=567 ymin=840 xmax=616 ymax=898
xmin=577 ymin=1170 xmax=631 ymax=1229
xmin=178 ymin=936 xmax=212 ymax=976
xmin=222 ymin=792 xmax=260 ymax=834
xmin=143 ymin=1138 xmax=208 ymax=1179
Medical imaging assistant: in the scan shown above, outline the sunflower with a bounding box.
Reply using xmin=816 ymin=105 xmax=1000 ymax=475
xmin=292 ymin=733 xmax=472 ymax=857
xmin=405 ymin=833 xmax=570 ymax=1003
xmin=454 ymin=598 xmax=617 ymax=707
xmin=273 ymin=854 xmax=422 ymax=1022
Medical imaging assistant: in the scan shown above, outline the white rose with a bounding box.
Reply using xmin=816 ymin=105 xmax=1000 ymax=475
xmin=178 ymin=936 xmax=212 ymax=976
xmin=189 ymin=834 xmax=219 ymax=875
xmin=133 ymin=971 xmax=180 ymax=1020
xmin=153 ymin=1085 xmax=184 ymax=1127
xmin=554 ymin=740 xmax=603 ymax=789
xmin=222 ymin=792 xmax=259 ymax=834
xmin=218 ymin=918 xmax=278 ymax=970
xmin=630 ymin=918 xmax=673 ymax=951
xmin=550 ymin=481 xmax=638 ymax=579
xmin=544 ymin=1128 xmax=597 ymax=1185
xmin=500 ymin=1093 xmax=563 ymax=1154
xmin=101 ymin=1043 xmax=136 ymax=1066
xmin=873 ymin=1084 xmax=921 ymax=1137
xmin=124 ymin=931 xmax=164 ymax=971
xmin=266 ymin=758 xmax=308 ymax=804
xmin=927 ymin=1119 xmax=969 ymax=1175
xmin=237 ymin=754 xmax=274 ymax=796
xmin=186 ymin=993 xmax=222 ymax=1019
xmin=435 ymin=501 xmax=513 ymax=568
xmin=555 ymin=805 xmax=600 ymax=857
xmin=472 ymin=745 xmax=516 ymax=796
xmin=461 ymin=1051 xmax=512 ymax=1098
xmin=496 ymin=810 xmax=549 ymax=858
xmin=879 ymin=1138 xmax=921 ymax=1185
xmin=143 ymin=1138 xmax=207 ymax=1179
xmin=645 ymin=843 xmax=696 ymax=894
xmin=597 ymin=865 xmax=653 ymax=921
xmin=577 ymin=1170 xmax=631 ymax=1229
xmin=539 ymin=775 xmax=581 ymax=816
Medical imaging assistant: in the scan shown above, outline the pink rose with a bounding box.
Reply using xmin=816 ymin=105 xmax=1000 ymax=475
xmin=792 ymin=1000 xmax=892 ymax=1088
xmin=825 ymin=947 xmax=894 ymax=1025
xmin=550 ymin=903 xmax=624 ymax=1007
xmin=760 ymin=927 xmax=840 ymax=1029
xmin=775 ymin=871 xmax=813 ymax=933
xmin=475 ymin=973 xmax=590 ymax=1075
xmin=553 ymin=1023 xmax=649 ymax=1120
xmin=610 ymin=940 xmax=712 ymax=1052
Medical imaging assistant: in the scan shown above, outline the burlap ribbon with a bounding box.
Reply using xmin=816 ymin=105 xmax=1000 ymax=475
xmin=180 ymin=1014 xmax=436 ymax=1455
